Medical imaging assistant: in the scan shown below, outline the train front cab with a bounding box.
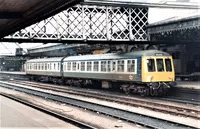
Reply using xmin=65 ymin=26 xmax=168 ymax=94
xmin=142 ymin=56 xmax=176 ymax=96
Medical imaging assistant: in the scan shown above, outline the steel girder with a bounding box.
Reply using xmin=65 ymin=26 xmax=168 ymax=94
xmin=3 ymin=4 xmax=148 ymax=42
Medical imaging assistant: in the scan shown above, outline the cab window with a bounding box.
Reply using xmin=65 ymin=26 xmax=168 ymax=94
xmin=156 ymin=59 xmax=164 ymax=72
xmin=147 ymin=59 xmax=155 ymax=72
xmin=165 ymin=59 xmax=172 ymax=72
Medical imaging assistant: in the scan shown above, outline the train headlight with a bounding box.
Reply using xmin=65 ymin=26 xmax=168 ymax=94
xmin=147 ymin=76 xmax=153 ymax=82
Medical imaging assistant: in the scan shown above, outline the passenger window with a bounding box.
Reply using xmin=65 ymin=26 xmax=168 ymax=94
xmin=67 ymin=62 xmax=71 ymax=71
xmin=93 ymin=61 xmax=99 ymax=71
xmin=117 ymin=60 xmax=124 ymax=72
xmin=127 ymin=60 xmax=135 ymax=72
xmin=165 ymin=59 xmax=172 ymax=72
xmin=156 ymin=59 xmax=164 ymax=72
xmin=81 ymin=62 xmax=85 ymax=71
xmin=72 ymin=62 xmax=76 ymax=71
xmin=58 ymin=63 xmax=60 ymax=71
xmin=101 ymin=61 xmax=106 ymax=72
xmin=107 ymin=61 xmax=111 ymax=72
xmin=147 ymin=59 xmax=155 ymax=72
xmin=87 ymin=62 xmax=92 ymax=71
xmin=112 ymin=61 xmax=116 ymax=71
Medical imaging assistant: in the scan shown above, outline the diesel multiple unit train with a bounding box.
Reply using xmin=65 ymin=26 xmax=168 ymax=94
xmin=25 ymin=50 xmax=176 ymax=96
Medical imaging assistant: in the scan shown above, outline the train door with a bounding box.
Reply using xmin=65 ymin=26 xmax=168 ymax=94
xmin=77 ymin=62 xmax=81 ymax=72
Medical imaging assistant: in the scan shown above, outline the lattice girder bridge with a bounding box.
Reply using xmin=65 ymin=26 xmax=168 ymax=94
xmin=3 ymin=4 xmax=148 ymax=43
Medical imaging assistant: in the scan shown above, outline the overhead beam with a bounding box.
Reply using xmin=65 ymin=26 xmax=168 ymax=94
xmin=82 ymin=0 xmax=200 ymax=9
xmin=0 ymin=38 xmax=199 ymax=45
xmin=0 ymin=12 xmax=23 ymax=19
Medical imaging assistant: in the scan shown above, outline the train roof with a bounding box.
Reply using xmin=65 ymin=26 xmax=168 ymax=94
xmin=26 ymin=50 xmax=170 ymax=63
xmin=26 ymin=57 xmax=64 ymax=63
xmin=63 ymin=50 xmax=170 ymax=61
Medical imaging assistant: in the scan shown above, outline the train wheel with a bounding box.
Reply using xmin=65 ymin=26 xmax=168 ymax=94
xmin=140 ymin=87 xmax=149 ymax=97
xmin=158 ymin=86 xmax=164 ymax=96
xmin=150 ymin=87 xmax=158 ymax=96
xmin=125 ymin=88 xmax=130 ymax=94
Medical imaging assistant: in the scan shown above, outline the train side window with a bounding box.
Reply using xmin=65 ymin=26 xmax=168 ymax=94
xmin=127 ymin=60 xmax=135 ymax=72
xmin=72 ymin=62 xmax=76 ymax=71
xmin=107 ymin=61 xmax=111 ymax=72
xmin=81 ymin=62 xmax=85 ymax=71
xmin=93 ymin=61 xmax=99 ymax=72
xmin=87 ymin=62 xmax=92 ymax=71
xmin=112 ymin=61 xmax=116 ymax=71
xmin=165 ymin=59 xmax=172 ymax=72
xmin=156 ymin=59 xmax=164 ymax=72
xmin=117 ymin=60 xmax=124 ymax=72
xmin=67 ymin=62 xmax=71 ymax=71
xmin=147 ymin=59 xmax=155 ymax=72
xmin=101 ymin=61 xmax=106 ymax=72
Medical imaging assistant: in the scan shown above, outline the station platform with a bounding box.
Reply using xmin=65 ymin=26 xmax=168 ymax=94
xmin=0 ymin=95 xmax=79 ymax=128
xmin=0 ymin=71 xmax=199 ymax=89
xmin=0 ymin=71 xmax=26 ymax=75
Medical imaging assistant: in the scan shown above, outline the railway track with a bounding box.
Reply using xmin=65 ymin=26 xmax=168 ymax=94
xmin=5 ymin=80 xmax=200 ymax=120
xmin=0 ymin=81 xmax=197 ymax=129
xmin=0 ymin=93 xmax=98 ymax=129
xmin=1 ymin=73 xmax=199 ymax=104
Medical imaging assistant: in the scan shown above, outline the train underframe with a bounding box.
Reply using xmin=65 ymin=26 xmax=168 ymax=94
xmin=28 ymin=75 xmax=176 ymax=97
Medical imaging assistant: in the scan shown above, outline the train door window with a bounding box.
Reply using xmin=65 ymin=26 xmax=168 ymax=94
xmin=147 ymin=59 xmax=155 ymax=72
xmin=49 ymin=63 xmax=52 ymax=70
xmin=42 ymin=63 xmax=44 ymax=70
xmin=47 ymin=64 xmax=50 ymax=70
xmin=127 ymin=60 xmax=135 ymax=72
xmin=58 ymin=63 xmax=60 ymax=71
xmin=54 ymin=63 xmax=56 ymax=70
xmin=112 ymin=61 xmax=116 ymax=72
xmin=165 ymin=59 xmax=172 ymax=72
xmin=81 ymin=62 xmax=85 ymax=71
xmin=65 ymin=62 xmax=67 ymax=71
xmin=44 ymin=63 xmax=46 ymax=70
xmin=117 ymin=60 xmax=124 ymax=72
xmin=87 ymin=62 xmax=92 ymax=71
xmin=36 ymin=63 xmax=38 ymax=70
xmin=93 ymin=61 xmax=99 ymax=72
xmin=72 ymin=62 xmax=76 ymax=71
xmin=156 ymin=59 xmax=164 ymax=72
xmin=107 ymin=61 xmax=111 ymax=72
xmin=77 ymin=62 xmax=80 ymax=71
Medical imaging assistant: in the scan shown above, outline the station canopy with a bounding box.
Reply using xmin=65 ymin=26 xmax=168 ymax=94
xmin=0 ymin=0 xmax=80 ymax=38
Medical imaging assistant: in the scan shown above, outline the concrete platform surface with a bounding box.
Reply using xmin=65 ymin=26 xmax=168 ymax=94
xmin=176 ymin=81 xmax=200 ymax=89
xmin=0 ymin=71 xmax=26 ymax=75
xmin=0 ymin=95 xmax=79 ymax=128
